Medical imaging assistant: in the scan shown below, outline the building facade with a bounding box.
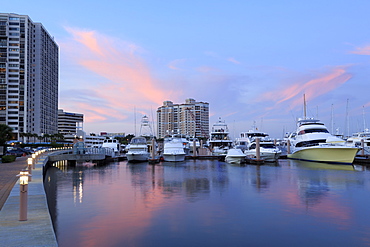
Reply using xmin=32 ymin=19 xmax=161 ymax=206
xmin=157 ymin=98 xmax=209 ymax=138
xmin=0 ymin=13 xmax=58 ymax=140
xmin=58 ymin=109 xmax=83 ymax=136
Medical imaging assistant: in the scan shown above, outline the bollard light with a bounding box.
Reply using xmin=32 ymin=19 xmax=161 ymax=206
xmin=17 ymin=170 xmax=31 ymax=221
xmin=27 ymin=158 xmax=33 ymax=181
xmin=19 ymin=170 xmax=30 ymax=185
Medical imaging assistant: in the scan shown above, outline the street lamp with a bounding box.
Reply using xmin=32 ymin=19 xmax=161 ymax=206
xmin=27 ymin=158 xmax=32 ymax=182
xmin=17 ymin=170 xmax=31 ymax=221
xmin=31 ymin=153 xmax=36 ymax=168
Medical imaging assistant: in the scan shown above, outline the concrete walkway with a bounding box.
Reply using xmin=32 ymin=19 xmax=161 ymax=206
xmin=0 ymin=155 xmax=58 ymax=246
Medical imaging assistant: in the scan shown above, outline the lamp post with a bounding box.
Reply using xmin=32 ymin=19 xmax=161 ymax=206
xmin=27 ymin=158 xmax=32 ymax=182
xmin=17 ymin=170 xmax=31 ymax=221
xmin=31 ymin=153 xmax=36 ymax=168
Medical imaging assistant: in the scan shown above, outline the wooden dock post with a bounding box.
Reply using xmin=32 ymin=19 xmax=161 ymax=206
xmin=193 ymin=139 xmax=197 ymax=158
xmin=256 ymin=138 xmax=261 ymax=160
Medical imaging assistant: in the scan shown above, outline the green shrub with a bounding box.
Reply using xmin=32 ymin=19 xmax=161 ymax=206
xmin=1 ymin=155 xmax=16 ymax=163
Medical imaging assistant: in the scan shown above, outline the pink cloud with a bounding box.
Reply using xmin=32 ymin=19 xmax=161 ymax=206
xmin=60 ymin=27 xmax=178 ymax=125
xmin=262 ymin=66 xmax=352 ymax=110
xmin=168 ymin=59 xmax=186 ymax=70
xmin=227 ymin=57 xmax=240 ymax=64
xmin=349 ymin=45 xmax=370 ymax=55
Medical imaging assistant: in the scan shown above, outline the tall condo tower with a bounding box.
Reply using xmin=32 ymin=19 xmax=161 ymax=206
xmin=157 ymin=98 xmax=209 ymax=139
xmin=0 ymin=13 xmax=59 ymax=140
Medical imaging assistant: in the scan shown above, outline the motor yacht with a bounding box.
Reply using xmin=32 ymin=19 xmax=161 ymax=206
xmin=287 ymin=118 xmax=358 ymax=164
xmin=208 ymin=117 xmax=233 ymax=156
xmin=346 ymin=129 xmax=370 ymax=155
xmin=244 ymin=140 xmax=281 ymax=162
xmin=162 ymin=136 xmax=186 ymax=162
xmin=126 ymin=136 xmax=150 ymax=162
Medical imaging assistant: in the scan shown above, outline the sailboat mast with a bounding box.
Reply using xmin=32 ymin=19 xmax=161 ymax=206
xmin=303 ymin=94 xmax=307 ymax=119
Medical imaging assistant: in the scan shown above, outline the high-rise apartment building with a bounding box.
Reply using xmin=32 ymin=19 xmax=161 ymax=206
xmin=157 ymin=98 xmax=209 ymax=138
xmin=0 ymin=13 xmax=58 ymax=140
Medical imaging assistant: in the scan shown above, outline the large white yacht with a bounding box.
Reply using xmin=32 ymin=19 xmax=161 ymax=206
xmin=287 ymin=118 xmax=359 ymax=164
xmin=162 ymin=135 xmax=186 ymax=162
xmin=126 ymin=136 xmax=150 ymax=162
xmin=208 ymin=117 xmax=233 ymax=156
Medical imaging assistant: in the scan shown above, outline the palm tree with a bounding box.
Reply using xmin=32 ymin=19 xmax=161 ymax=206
xmin=0 ymin=124 xmax=13 ymax=146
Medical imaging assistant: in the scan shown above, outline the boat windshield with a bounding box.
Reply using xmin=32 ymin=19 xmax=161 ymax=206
xmin=299 ymin=129 xmax=329 ymax=135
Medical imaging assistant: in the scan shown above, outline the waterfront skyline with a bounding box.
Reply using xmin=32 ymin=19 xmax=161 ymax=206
xmin=3 ymin=1 xmax=370 ymax=138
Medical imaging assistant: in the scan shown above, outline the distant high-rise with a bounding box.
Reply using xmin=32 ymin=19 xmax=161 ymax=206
xmin=58 ymin=109 xmax=83 ymax=136
xmin=157 ymin=98 xmax=209 ymax=138
xmin=0 ymin=13 xmax=59 ymax=140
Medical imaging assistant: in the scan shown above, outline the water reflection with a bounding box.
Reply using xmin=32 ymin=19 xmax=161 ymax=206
xmin=44 ymin=159 xmax=370 ymax=247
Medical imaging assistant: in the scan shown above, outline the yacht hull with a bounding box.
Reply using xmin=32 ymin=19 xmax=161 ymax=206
xmin=163 ymin=154 xmax=186 ymax=162
xmin=245 ymin=150 xmax=281 ymax=162
xmin=126 ymin=152 xmax=150 ymax=162
xmin=287 ymin=146 xmax=358 ymax=164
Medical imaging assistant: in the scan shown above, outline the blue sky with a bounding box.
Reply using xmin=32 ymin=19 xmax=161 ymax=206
xmin=3 ymin=1 xmax=370 ymax=138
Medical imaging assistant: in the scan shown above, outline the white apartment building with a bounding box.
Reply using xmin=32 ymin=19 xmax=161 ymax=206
xmin=0 ymin=13 xmax=58 ymax=140
xmin=157 ymin=98 xmax=209 ymax=138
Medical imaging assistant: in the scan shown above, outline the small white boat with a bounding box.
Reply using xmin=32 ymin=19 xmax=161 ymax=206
xmin=126 ymin=136 xmax=150 ymax=162
xmin=244 ymin=141 xmax=281 ymax=162
xmin=163 ymin=136 xmax=186 ymax=162
xmin=225 ymin=148 xmax=246 ymax=164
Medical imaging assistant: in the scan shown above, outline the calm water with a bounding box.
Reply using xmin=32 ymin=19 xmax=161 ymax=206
xmin=44 ymin=159 xmax=370 ymax=247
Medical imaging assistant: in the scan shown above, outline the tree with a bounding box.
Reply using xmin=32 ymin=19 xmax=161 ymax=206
xmin=0 ymin=124 xmax=13 ymax=146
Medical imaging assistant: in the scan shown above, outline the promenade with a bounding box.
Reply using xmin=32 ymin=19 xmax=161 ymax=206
xmin=0 ymin=154 xmax=58 ymax=246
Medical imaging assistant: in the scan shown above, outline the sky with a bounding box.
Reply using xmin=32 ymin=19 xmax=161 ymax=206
xmin=3 ymin=0 xmax=370 ymax=139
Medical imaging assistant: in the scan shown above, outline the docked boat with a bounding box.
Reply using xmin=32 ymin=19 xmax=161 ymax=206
xmin=235 ymin=127 xmax=271 ymax=152
xmin=162 ymin=136 xmax=186 ymax=162
xmin=208 ymin=117 xmax=233 ymax=156
xmin=225 ymin=148 xmax=246 ymax=164
xmin=244 ymin=140 xmax=281 ymax=162
xmin=346 ymin=129 xmax=370 ymax=155
xmin=287 ymin=118 xmax=359 ymax=164
xmin=126 ymin=136 xmax=150 ymax=162
xmin=102 ymin=138 xmax=121 ymax=154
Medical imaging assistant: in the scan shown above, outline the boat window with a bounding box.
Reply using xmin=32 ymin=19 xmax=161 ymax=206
xmin=300 ymin=129 xmax=329 ymax=134
xmin=296 ymin=139 xmax=326 ymax=147
xmin=260 ymin=144 xmax=275 ymax=148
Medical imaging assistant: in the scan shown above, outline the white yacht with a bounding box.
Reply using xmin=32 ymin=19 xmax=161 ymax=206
xmin=287 ymin=118 xmax=359 ymax=164
xmin=208 ymin=117 xmax=233 ymax=156
xmin=126 ymin=136 xmax=150 ymax=162
xmin=235 ymin=128 xmax=271 ymax=152
xmin=102 ymin=138 xmax=121 ymax=154
xmin=225 ymin=148 xmax=246 ymax=164
xmin=162 ymin=136 xmax=186 ymax=162
xmin=244 ymin=140 xmax=281 ymax=162
xmin=346 ymin=129 xmax=370 ymax=155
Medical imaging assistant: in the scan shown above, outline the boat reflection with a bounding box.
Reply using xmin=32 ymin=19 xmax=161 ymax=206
xmin=292 ymin=160 xmax=356 ymax=171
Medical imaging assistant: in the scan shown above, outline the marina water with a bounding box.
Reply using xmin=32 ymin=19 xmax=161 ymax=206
xmin=44 ymin=159 xmax=370 ymax=247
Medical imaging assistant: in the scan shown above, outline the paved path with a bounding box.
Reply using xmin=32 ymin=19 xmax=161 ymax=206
xmin=0 ymin=156 xmax=28 ymax=211
xmin=0 ymin=154 xmax=58 ymax=246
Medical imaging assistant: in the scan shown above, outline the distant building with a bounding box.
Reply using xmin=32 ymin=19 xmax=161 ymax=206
xmin=0 ymin=13 xmax=59 ymax=140
xmin=157 ymin=98 xmax=209 ymax=138
xmin=58 ymin=109 xmax=83 ymax=136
